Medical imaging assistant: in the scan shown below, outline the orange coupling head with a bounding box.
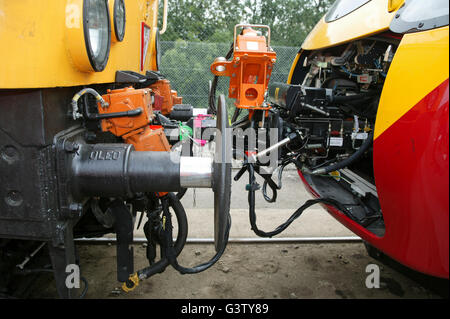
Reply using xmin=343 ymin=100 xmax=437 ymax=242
xmin=97 ymin=87 xmax=171 ymax=152
xmin=210 ymin=25 xmax=277 ymax=110
xmin=149 ymin=79 xmax=183 ymax=116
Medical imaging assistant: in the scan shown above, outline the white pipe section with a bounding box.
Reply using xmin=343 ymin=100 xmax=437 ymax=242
xmin=159 ymin=0 xmax=168 ymax=35
xmin=180 ymin=157 xmax=213 ymax=188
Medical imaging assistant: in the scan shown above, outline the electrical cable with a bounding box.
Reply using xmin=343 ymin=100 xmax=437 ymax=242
xmin=262 ymin=164 xmax=287 ymax=203
xmin=332 ymin=90 xmax=379 ymax=103
xmin=340 ymin=65 xmax=360 ymax=78
xmin=245 ymin=162 xmax=359 ymax=238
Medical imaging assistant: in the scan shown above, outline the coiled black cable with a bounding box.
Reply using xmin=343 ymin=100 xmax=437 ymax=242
xmin=262 ymin=164 xmax=288 ymax=203
xmin=246 ymin=163 xmax=358 ymax=238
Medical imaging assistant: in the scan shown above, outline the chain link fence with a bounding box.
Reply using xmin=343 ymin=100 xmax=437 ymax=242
xmin=160 ymin=41 xmax=299 ymax=110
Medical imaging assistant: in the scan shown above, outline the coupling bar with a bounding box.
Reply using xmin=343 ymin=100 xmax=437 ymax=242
xmin=70 ymin=143 xmax=214 ymax=199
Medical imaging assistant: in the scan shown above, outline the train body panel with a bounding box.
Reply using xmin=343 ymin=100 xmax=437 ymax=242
xmin=0 ymin=0 xmax=448 ymax=299
xmin=0 ymin=0 xmax=159 ymax=89
xmin=0 ymin=0 xmax=234 ymax=298
xmin=301 ymin=0 xmax=397 ymax=51
xmin=291 ymin=2 xmax=449 ymax=278
xmin=0 ymin=88 xmax=78 ymax=241
xmin=374 ymin=78 xmax=449 ymax=278
xmin=375 ymin=26 xmax=449 ymax=139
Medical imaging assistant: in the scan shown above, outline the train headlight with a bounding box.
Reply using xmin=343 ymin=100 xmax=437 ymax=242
xmin=84 ymin=0 xmax=111 ymax=71
xmin=111 ymin=0 xmax=126 ymax=42
xmin=66 ymin=0 xmax=111 ymax=72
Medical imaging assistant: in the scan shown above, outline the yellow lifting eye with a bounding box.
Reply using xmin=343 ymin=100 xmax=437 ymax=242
xmin=388 ymin=0 xmax=405 ymax=12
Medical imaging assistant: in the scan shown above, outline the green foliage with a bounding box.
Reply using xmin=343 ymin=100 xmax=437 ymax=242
xmin=159 ymin=0 xmax=334 ymax=46
xmin=158 ymin=0 xmax=335 ymax=109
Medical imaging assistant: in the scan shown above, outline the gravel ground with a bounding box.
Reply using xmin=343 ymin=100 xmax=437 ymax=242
xmin=28 ymin=167 xmax=448 ymax=299
xmin=30 ymin=242 xmax=446 ymax=299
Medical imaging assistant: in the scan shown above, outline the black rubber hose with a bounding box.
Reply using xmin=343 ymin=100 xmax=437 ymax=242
xmin=161 ymin=196 xmax=232 ymax=275
xmin=331 ymin=91 xmax=379 ymax=103
xmin=247 ymin=164 xmax=358 ymax=238
xmin=137 ymin=193 xmax=188 ymax=279
xmin=231 ymin=107 xmax=242 ymax=124
xmin=208 ymin=44 xmax=234 ymax=115
xmin=262 ymin=164 xmax=287 ymax=203
xmin=313 ymin=130 xmax=374 ymax=175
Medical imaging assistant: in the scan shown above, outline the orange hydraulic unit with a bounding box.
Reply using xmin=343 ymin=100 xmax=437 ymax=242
xmin=149 ymin=79 xmax=183 ymax=116
xmin=211 ymin=25 xmax=277 ymax=111
xmin=98 ymin=87 xmax=171 ymax=152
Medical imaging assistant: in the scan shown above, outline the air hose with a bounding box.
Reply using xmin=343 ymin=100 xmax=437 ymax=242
xmin=160 ymin=195 xmax=232 ymax=275
xmin=312 ymin=130 xmax=374 ymax=175
xmin=71 ymin=88 xmax=109 ymax=120
xmin=125 ymin=192 xmax=231 ymax=291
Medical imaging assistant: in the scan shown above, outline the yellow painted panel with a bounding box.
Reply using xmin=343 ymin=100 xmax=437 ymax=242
xmin=287 ymin=52 xmax=301 ymax=84
xmin=375 ymin=26 xmax=449 ymax=140
xmin=302 ymin=0 xmax=396 ymax=51
xmin=388 ymin=0 xmax=405 ymax=12
xmin=0 ymin=0 xmax=159 ymax=88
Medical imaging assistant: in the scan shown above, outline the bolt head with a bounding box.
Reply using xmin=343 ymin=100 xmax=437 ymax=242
xmin=64 ymin=142 xmax=80 ymax=153
xmin=69 ymin=203 xmax=83 ymax=217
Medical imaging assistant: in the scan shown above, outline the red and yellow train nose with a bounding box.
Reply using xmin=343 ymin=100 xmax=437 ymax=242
xmin=373 ymin=25 xmax=449 ymax=278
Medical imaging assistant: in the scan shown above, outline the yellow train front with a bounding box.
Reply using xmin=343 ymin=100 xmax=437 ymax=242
xmin=0 ymin=0 xmax=231 ymax=298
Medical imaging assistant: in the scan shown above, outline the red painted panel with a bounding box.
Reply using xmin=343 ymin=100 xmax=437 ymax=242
xmin=373 ymin=79 xmax=449 ymax=278
xmin=299 ymin=79 xmax=449 ymax=278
